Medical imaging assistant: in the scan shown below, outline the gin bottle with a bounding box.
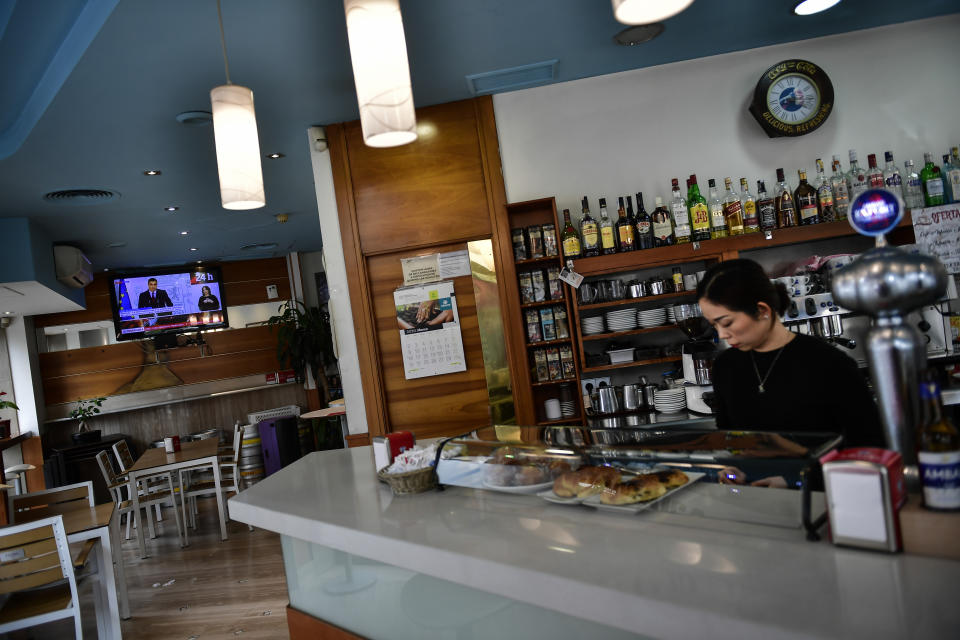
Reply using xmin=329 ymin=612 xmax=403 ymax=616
xmin=921 ymin=153 xmax=945 ymax=206
xmin=882 ymin=151 xmax=903 ymax=200
xmin=830 ymin=156 xmax=850 ymax=219
xmin=707 ymin=179 xmax=728 ymax=239
xmin=815 ymin=159 xmax=835 ymax=223
xmin=670 ymin=179 xmax=692 ymax=244
xmin=902 ymin=160 xmax=925 ymax=210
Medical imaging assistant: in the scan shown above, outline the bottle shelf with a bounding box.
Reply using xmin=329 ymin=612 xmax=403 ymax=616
xmin=581 ymin=355 xmax=682 ymax=374
xmin=526 ymin=338 xmax=572 ymax=348
xmin=516 ymin=255 xmax=562 ymax=266
xmin=580 ymin=325 xmax=682 ymax=341
xmin=520 ymin=298 xmax=566 ymax=309
xmin=577 ymin=290 xmax=695 ymax=311
xmin=531 ymin=378 xmax=578 ymax=387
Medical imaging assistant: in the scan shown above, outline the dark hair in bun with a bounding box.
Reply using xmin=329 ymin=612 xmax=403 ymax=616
xmin=696 ymin=259 xmax=790 ymax=317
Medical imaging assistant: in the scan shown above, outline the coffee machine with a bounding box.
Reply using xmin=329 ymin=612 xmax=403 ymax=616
xmin=675 ymin=303 xmax=716 ymax=414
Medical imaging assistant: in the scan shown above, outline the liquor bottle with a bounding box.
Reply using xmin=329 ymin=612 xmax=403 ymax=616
xmin=830 ymin=156 xmax=850 ymax=219
xmin=615 ymin=196 xmax=636 ymax=252
xmin=580 ymin=196 xmax=600 ymax=257
xmin=846 ymin=149 xmax=868 ymax=204
xmin=687 ymin=174 xmax=711 ymax=241
xmin=775 ymin=168 xmax=797 ymax=228
xmin=756 ymin=180 xmax=777 ymax=231
xmin=921 ymin=153 xmax=946 ymax=206
xmin=707 ymin=179 xmax=728 ymax=239
xmin=651 ymin=196 xmax=674 ymax=247
xmin=814 ymin=159 xmax=835 ymax=223
xmin=670 ymin=179 xmax=692 ymax=244
xmin=560 ymin=209 xmax=581 ymax=259
xmin=945 ymin=147 xmax=960 ymax=204
xmin=634 ymin=192 xmax=654 ymax=249
xmin=881 ymin=151 xmax=903 ymax=200
xmin=866 ymin=153 xmax=884 ymax=188
xmin=794 ymin=169 xmax=819 ymax=225
xmin=903 ymin=159 xmax=925 ymax=209
xmin=598 ymin=198 xmax=616 ymax=255
xmin=917 ymin=380 xmax=960 ymax=510
xmin=721 ymin=177 xmax=745 ymax=236
xmin=625 ymin=194 xmax=637 ymax=230
xmin=739 ymin=178 xmax=759 ymax=233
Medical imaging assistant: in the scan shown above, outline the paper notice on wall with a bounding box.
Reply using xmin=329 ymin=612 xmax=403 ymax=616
xmin=394 ymin=281 xmax=466 ymax=380
xmin=438 ymin=250 xmax=471 ymax=279
xmin=912 ymin=204 xmax=960 ymax=274
xmin=401 ymin=254 xmax=440 ymax=285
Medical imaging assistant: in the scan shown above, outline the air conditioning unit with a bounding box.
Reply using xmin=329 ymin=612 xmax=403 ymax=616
xmin=53 ymin=245 xmax=93 ymax=289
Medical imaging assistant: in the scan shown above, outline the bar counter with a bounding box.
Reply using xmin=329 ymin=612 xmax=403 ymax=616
xmin=229 ymin=446 xmax=960 ymax=640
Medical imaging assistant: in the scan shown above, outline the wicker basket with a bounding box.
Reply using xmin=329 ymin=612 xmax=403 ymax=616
xmin=378 ymin=466 xmax=438 ymax=495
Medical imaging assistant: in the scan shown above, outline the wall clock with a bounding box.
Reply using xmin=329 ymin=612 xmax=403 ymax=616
xmin=748 ymin=59 xmax=833 ymax=138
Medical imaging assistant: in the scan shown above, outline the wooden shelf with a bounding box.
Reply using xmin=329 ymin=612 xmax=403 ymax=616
xmin=581 ymin=356 xmax=682 ymax=374
xmin=520 ymin=298 xmax=566 ymax=309
xmin=537 ymin=416 xmax=582 ymax=426
xmin=577 ymin=290 xmax=695 ymax=311
xmin=526 ymin=338 xmax=572 ymax=348
xmin=531 ymin=378 xmax=578 ymax=387
xmin=516 ymin=255 xmax=561 ymax=266
xmin=581 ymin=325 xmax=681 ymax=341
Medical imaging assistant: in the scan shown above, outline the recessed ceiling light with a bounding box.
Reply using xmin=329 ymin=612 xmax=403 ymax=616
xmin=175 ymin=110 xmax=213 ymax=126
xmin=103 ymin=268 xmax=109 ymax=272
xmin=196 ymin=260 xmax=202 ymax=264
xmin=265 ymin=152 xmax=285 ymax=159
xmin=793 ymin=0 xmax=842 ymax=15
xmin=613 ymin=22 xmax=665 ymax=45
xmin=180 ymin=231 xmax=189 ymax=236
xmin=189 ymin=247 xmax=198 ymax=251
xmin=165 ymin=206 xmax=179 ymax=212
xmin=3 ymin=311 xmax=11 ymax=315
xmin=107 ymin=242 xmax=127 ymax=248
xmin=143 ymin=169 xmax=162 ymax=176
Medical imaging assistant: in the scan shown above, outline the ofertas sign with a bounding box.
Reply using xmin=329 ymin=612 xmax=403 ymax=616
xmin=912 ymin=203 xmax=960 ymax=274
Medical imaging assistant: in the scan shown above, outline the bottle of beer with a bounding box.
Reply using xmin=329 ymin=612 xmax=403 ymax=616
xmin=917 ymin=380 xmax=960 ymax=510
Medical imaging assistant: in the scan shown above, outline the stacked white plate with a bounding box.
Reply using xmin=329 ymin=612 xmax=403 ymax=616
xmin=604 ymin=308 xmax=637 ymax=332
xmin=637 ymin=308 xmax=668 ymax=328
xmin=665 ymin=305 xmax=677 ymax=324
xmin=560 ymin=401 xmax=577 ymax=417
xmin=582 ymin=316 xmax=605 ymax=335
xmin=654 ymin=387 xmax=686 ymax=413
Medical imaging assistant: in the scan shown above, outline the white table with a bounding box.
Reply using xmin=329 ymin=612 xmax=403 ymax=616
xmin=127 ymin=438 xmax=227 ymax=558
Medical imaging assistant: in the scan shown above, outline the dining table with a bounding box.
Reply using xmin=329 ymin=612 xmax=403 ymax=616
xmin=126 ymin=437 xmax=228 ymax=558
xmin=15 ymin=500 xmax=129 ymax=639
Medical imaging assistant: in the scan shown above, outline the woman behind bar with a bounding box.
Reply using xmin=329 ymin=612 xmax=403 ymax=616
xmin=697 ymin=259 xmax=882 ymax=449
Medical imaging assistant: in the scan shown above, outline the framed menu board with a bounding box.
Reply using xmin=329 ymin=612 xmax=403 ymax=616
xmin=394 ymin=281 xmax=467 ymax=379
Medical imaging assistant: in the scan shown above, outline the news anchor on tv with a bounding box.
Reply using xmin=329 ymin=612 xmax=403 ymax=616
xmin=138 ymin=278 xmax=173 ymax=309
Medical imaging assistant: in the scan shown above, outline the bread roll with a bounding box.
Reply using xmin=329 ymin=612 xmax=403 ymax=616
xmin=553 ymin=466 xmax=621 ymax=498
xmin=600 ymin=474 xmax=667 ymax=505
xmin=654 ymin=469 xmax=688 ymax=489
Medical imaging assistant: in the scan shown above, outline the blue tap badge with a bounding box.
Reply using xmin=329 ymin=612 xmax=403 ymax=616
xmin=848 ymin=188 xmax=903 ymax=237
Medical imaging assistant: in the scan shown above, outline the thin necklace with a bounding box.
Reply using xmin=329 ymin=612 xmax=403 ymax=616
xmin=750 ymin=342 xmax=789 ymax=394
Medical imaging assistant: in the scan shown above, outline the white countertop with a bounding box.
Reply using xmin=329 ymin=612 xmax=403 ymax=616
xmin=229 ymin=447 xmax=960 ymax=640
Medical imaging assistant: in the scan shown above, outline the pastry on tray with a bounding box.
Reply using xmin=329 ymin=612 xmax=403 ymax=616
xmin=553 ymin=466 xmax=621 ymax=498
xmin=653 ymin=469 xmax=689 ymax=489
xmin=600 ymin=474 xmax=668 ymax=505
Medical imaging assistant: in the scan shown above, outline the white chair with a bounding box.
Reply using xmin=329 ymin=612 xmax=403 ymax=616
xmin=112 ymin=439 xmax=167 ymax=522
xmin=0 ymin=515 xmax=83 ymax=638
xmin=179 ymin=424 xmax=248 ymax=544
xmin=4 ymin=463 xmax=36 ymax=495
xmin=7 ymin=481 xmax=98 ymax=574
xmin=95 ymin=451 xmax=184 ymax=545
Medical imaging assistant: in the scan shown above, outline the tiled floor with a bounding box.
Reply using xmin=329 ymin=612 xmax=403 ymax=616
xmin=12 ymin=498 xmax=290 ymax=639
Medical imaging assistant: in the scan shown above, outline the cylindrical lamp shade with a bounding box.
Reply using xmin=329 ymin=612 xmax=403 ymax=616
xmin=344 ymin=0 xmax=417 ymax=148
xmin=610 ymin=0 xmax=695 ymax=25
xmin=210 ymin=84 xmax=265 ymax=209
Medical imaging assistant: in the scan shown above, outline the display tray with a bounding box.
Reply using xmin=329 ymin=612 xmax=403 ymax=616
xmin=582 ymin=472 xmax=706 ymax=514
xmin=482 ymin=479 xmax=555 ymax=494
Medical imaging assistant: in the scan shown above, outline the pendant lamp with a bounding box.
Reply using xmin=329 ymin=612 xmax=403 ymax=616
xmin=211 ymin=0 xmax=265 ymax=209
xmin=610 ymin=0 xmax=695 ymax=25
xmin=343 ymin=0 xmax=418 ymax=148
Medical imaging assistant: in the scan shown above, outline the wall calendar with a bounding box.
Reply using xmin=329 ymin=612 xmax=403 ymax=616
xmin=394 ymin=281 xmax=466 ymax=380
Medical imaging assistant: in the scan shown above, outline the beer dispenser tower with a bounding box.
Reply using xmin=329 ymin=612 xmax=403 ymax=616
xmin=832 ymin=189 xmax=947 ymax=487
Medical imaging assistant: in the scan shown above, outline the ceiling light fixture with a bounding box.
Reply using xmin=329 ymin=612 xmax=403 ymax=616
xmin=143 ymin=169 xmax=161 ymax=176
xmin=265 ymin=152 xmax=284 ymax=159
xmin=210 ymin=0 xmax=265 ymax=210
xmin=343 ymin=0 xmax=418 ymax=148
xmin=189 ymin=247 xmax=198 ymax=252
xmin=164 ymin=206 xmax=179 ymax=212
xmin=793 ymin=0 xmax=842 ymax=15
xmin=180 ymin=231 xmax=189 ymax=235
xmin=610 ymin=0 xmax=694 ymax=24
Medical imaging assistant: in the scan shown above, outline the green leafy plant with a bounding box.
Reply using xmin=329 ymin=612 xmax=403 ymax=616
xmin=70 ymin=397 xmax=106 ymax=421
xmin=266 ymin=300 xmax=335 ymax=403
xmin=0 ymin=391 xmax=18 ymax=412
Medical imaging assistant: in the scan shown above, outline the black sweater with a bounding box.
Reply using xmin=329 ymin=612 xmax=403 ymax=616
xmin=711 ymin=334 xmax=884 ymax=447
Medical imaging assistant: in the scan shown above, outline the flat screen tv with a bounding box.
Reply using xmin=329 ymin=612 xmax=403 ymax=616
xmin=109 ymin=266 xmax=229 ymax=342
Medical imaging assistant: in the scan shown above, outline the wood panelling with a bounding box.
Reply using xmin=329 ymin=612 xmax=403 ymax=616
xmin=34 ymin=257 xmax=291 ymax=327
xmin=346 ymin=100 xmax=493 ymax=255
xmin=345 ymin=433 xmax=370 ymax=448
xmin=287 ymin=606 xmax=364 ymax=640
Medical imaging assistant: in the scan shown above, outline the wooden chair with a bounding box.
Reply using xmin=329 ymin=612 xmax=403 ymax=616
xmin=95 ymin=451 xmax=184 ymax=545
xmin=112 ymin=439 xmax=167 ymax=522
xmin=0 ymin=515 xmax=83 ymax=638
xmin=7 ymin=481 xmax=98 ymax=573
xmin=179 ymin=424 xmax=249 ymax=543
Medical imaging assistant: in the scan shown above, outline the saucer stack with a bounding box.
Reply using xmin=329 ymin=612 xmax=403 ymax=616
xmin=560 ymin=400 xmax=577 ymax=417
xmin=665 ymin=305 xmax=677 ymax=324
xmin=582 ymin=316 xmax=605 ymax=335
xmin=637 ymin=308 xmax=668 ymax=328
xmin=654 ymin=387 xmax=686 ymax=413
xmin=604 ymin=308 xmax=637 ymax=332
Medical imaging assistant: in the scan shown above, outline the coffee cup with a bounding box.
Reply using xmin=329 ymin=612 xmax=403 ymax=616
xmin=544 ymin=398 xmax=561 ymax=421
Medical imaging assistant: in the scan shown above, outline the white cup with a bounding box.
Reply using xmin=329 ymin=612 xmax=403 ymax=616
xmin=683 ymin=274 xmax=698 ymax=291
xmin=544 ymin=398 xmax=561 ymax=420
xmin=164 ymin=437 xmax=175 ymax=453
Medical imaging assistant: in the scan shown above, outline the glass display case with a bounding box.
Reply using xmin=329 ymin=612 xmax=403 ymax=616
xmin=436 ymin=425 xmax=841 ymax=537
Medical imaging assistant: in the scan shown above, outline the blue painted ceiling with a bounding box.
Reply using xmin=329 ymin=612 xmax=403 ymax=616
xmin=0 ymin=0 xmax=956 ymax=271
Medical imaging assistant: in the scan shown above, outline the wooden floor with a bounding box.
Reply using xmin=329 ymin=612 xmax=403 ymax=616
xmin=11 ymin=498 xmax=290 ymax=639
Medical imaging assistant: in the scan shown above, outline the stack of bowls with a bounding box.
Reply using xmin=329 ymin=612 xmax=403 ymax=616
xmin=637 ymin=307 xmax=667 ymax=328
xmin=653 ymin=387 xmax=686 ymax=413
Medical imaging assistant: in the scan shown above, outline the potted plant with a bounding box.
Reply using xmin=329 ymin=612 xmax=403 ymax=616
xmin=266 ymin=300 xmax=335 ymax=404
xmin=0 ymin=391 xmax=18 ymax=439
xmin=70 ymin=397 xmax=106 ymax=444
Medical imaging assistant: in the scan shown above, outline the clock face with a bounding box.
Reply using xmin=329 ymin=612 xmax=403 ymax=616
xmin=766 ymin=73 xmax=820 ymax=125
xmin=748 ymin=59 xmax=833 ymax=138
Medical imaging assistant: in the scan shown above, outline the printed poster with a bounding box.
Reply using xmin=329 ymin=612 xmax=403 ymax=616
xmin=912 ymin=203 xmax=960 ymax=274
xmin=394 ymin=281 xmax=466 ymax=379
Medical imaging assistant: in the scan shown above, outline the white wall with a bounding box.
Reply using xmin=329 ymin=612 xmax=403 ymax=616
xmin=494 ymin=16 xmax=960 ymax=214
